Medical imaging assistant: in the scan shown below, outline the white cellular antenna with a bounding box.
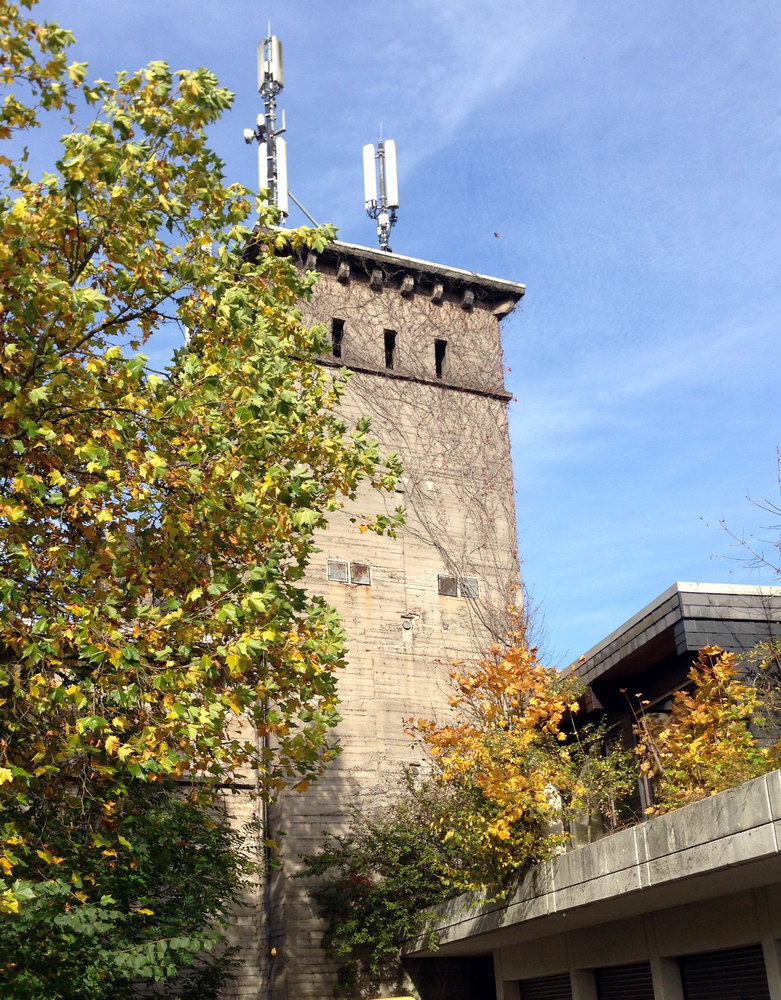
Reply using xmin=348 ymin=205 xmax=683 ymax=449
xmin=243 ymin=31 xmax=288 ymax=218
xmin=362 ymin=139 xmax=399 ymax=252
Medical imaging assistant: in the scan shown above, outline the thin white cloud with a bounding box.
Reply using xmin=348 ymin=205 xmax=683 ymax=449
xmin=303 ymin=0 xmax=576 ymax=225
xmin=510 ymin=308 xmax=781 ymax=470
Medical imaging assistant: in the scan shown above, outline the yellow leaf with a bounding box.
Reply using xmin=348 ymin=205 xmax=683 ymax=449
xmin=36 ymin=849 xmax=65 ymax=865
xmin=0 ymin=891 xmax=20 ymax=914
xmin=0 ymin=768 xmax=13 ymax=785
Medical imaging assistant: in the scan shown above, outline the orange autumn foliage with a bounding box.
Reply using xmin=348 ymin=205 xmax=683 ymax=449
xmin=406 ymin=616 xmax=585 ymax=890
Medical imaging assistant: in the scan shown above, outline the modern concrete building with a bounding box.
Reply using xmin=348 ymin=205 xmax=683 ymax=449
xmin=401 ymin=583 xmax=781 ymax=1000
xmin=229 ymin=240 xmax=526 ymax=1000
xmin=403 ymin=768 xmax=781 ymax=1000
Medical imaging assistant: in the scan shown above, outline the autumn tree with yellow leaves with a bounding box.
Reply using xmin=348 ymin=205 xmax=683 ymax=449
xmin=635 ymin=646 xmax=781 ymax=814
xmin=0 ymin=2 xmax=399 ymax=995
xmin=405 ymin=626 xmax=586 ymax=889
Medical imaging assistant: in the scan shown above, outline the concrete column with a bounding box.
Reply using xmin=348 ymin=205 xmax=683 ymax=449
xmin=493 ymin=952 xmax=520 ymax=1000
xmin=570 ymin=969 xmax=598 ymax=1000
xmin=643 ymin=911 xmax=684 ymax=1000
xmin=756 ymin=888 xmax=781 ymax=1000
xmin=650 ymin=957 xmax=684 ymax=1000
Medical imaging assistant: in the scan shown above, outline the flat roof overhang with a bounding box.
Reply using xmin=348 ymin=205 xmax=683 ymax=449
xmin=570 ymin=583 xmax=781 ymax=695
xmin=402 ymin=768 xmax=781 ymax=958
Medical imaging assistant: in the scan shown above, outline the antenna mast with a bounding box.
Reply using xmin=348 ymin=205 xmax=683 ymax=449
xmin=362 ymin=139 xmax=399 ymax=252
xmin=243 ymin=31 xmax=288 ymax=218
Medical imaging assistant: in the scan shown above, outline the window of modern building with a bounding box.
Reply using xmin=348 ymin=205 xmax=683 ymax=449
xmin=331 ymin=318 xmax=345 ymax=358
xmin=678 ymin=944 xmax=770 ymax=1000
xmin=327 ymin=559 xmax=372 ymax=586
xmin=437 ymin=575 xmax=479 ymax=598
xmin=434 ymin=338 xmax=447 ymax=378
xmin=384 ymin=329 xmax=397 ymax=370
xmin=595 ymin=962 xmax=654 ymax=1000
xmin=519 ymin=973 xmax=572 ymax=1000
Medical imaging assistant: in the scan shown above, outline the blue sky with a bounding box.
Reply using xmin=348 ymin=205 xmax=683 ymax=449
xmin=34 ymin=0 xmax=781 ymax=666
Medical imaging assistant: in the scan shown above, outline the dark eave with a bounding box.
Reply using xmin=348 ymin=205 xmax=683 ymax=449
xmin=569 ymin=582 xmax=781 ymax=692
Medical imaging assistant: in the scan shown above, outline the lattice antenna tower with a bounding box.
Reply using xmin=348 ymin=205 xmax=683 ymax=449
xmin=243 ymin=30 xmax=288 ymax=218
xmin=362 ymin=138 xmax=399 ymax=252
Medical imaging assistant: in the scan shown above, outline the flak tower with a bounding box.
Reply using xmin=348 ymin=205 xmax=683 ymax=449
xmin=242 ymin=33 xmax=525 ymax=1000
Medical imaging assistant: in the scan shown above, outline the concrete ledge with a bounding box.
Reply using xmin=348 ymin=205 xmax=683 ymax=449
xmin=403 ymin=769 xmax=781 ymax=957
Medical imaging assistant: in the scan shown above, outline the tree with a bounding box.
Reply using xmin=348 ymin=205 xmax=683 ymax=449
xmin=0 ymin=780 xmax=254 ymax=999
xmin=634 ymin=646 xmax=781 ymax=814
xmin=0 ymin=0 xmax=399 ymax=972
xmin=299 ymin=773 xmax=461 ymax=996
xmin=405 ymin=615 xmax=591 ymax=889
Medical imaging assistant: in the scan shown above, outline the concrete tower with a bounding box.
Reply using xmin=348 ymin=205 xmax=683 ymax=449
xmin=240 ymin=239 xmax=525 ymax=1000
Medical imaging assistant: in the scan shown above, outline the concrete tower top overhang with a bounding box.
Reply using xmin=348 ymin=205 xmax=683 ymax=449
xmin=303 ymin=239 xmax=525 ymax=319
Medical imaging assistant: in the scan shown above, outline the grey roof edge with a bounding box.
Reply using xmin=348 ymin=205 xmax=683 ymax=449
xmin=567 ymin=582 xmax=781 ymax=675
xmin=401 ymin=768 xmax=781 ymax=957
xmin=322 ymin=240 xmax=526 ymax=301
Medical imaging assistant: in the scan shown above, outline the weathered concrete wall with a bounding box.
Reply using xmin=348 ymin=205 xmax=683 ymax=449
xmin=225 ymin=245 xmax=523 ymax=1000
xmin=221 ymin=785 xmax=266 ymax=1000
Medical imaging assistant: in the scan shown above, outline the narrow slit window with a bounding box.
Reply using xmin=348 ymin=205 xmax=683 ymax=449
xmin=384 ymin=329 xmax=397 ymax=370
xmin=331 ymin=318 xmax=345 ymax=359
xmin=434 ymin=339 xmax=447 ymax=378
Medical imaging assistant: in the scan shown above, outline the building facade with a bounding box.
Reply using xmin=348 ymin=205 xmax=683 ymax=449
xmin=229 ymin=240 xmax=526 ymax=1000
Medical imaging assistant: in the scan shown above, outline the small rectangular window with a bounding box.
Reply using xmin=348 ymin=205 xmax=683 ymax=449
xmin=384 ymin=329 xmax=397 ymax=370
xmin=434 ymin=339 xmax=447 ymax=378
xmin=437 ymin=574 xmax=459 ymax=597
xmin=437 ymin=575 xmax=479 ymax=598
xmin=327 ymin=559 xmax=372 ymax=586
xmin=326 ymin=559 xmax=349 ymax=583
xmin=331 ymin=318 xmax=345 ymax=358
xmin=350 ymin=562 xmax=371 ymax=586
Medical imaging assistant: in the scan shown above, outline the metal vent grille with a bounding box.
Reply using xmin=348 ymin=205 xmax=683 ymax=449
xmin=519 ymin=973 xmax=572 ymax=1000
xmin=595 ymin=962 xmax=654 ymax=1000
xmin=680 ymin=944 xmax=769 ymax=1000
